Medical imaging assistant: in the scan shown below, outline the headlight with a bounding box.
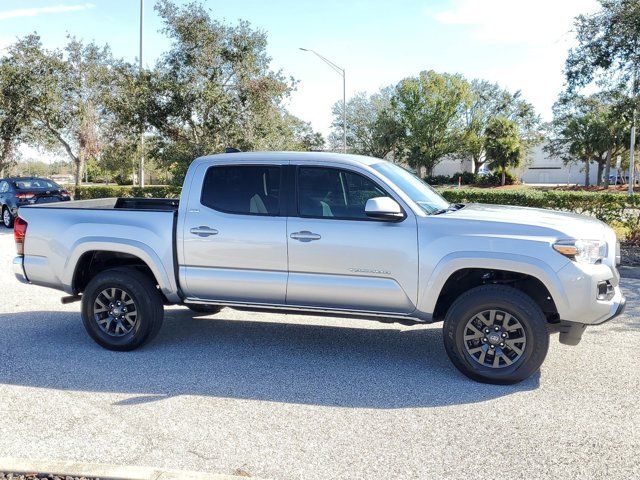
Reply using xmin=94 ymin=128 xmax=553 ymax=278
xmin=553 ymin=239 xmax=607 ymax=264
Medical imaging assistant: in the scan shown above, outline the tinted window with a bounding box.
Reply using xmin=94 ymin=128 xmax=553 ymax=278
xmin=372 ymin=162 xmax=449 ymax=214
xmin=298 ymin=167 xmax=386 ymax=219
xmin=201 ymin=165 xmax=281 ymax=215
xmin=14 ymin=179 xmax=58 ymax=190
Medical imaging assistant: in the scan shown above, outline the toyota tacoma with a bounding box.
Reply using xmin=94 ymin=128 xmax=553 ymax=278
xmin=12 ymin=152 xmax=626 ymax=384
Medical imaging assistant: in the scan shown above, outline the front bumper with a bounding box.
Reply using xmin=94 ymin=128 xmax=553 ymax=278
xmin=557 ymin=260 xmax=626 ymax=325
xmin=13 ymin=256 xmax=28 ymax=284
xmin=556 ymin=289 xmax=626 ymax=346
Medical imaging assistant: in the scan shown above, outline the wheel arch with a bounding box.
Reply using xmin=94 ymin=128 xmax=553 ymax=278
xmin=421 ymin=252 xmax=569 ymax=322
xmin=65 ymin=238 xmax=180 ymax=303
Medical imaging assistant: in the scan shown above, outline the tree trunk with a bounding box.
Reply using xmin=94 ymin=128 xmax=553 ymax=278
xmin=473 ymin=156 xmax=482 ymax=174
xmin=501 ymin=170 xmax=506 ymax=186
xmin=75 ymin=158 xmax=84 ymax=186
xmin=584 ymin=159 xmax=590 ymax=187
xmin=596 ymin=159 xmax=604 ymax=186
xmin=0 ymin=137 xmax=13 ymax=177
xmin=43 ymin=120 xmax=81 ymax=184
xmin=603 ymin=150 xmax=612 ymax=189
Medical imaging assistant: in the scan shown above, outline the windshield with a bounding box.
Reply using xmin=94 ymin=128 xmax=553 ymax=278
xmin=372 ymin=162 xmax=450 ymax=214
xmin=14 ymin=179 xmax=59 ymax=190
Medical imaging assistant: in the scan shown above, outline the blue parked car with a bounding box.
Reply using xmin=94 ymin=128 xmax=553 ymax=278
xmin=0 ymin=177 xmax=71 ymax=228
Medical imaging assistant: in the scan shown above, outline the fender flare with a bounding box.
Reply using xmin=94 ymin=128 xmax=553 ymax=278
xmin=419 ymin=251 xmax=570 ymax=318
xmin=63 ymin=236 xmax=180 ymax=303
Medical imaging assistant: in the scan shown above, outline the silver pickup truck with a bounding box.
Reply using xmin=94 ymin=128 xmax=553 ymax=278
xmin=12 ymin=152 xmax=626 ymax=384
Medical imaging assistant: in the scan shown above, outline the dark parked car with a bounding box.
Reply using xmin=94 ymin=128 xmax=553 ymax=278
xmin=0 ymin=177 xmax=71 ymax=228
xmin=608 ymin=173 xmax=628 ymax=185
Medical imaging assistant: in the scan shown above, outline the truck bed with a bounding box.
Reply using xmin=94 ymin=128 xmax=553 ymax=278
xmin=28 ymin=197 xmax=179 ymax=211
xmin=17 ymin=197 xmax=180 ymax=302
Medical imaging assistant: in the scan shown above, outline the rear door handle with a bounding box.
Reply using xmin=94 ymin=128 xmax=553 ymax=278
xmin=190 ymin=226 xmax=219 ymax=237
xmin=290 ymin=230 xmax=321 ymax=242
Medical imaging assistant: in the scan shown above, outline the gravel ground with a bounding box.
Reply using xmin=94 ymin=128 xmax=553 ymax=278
xmin=0 ymin=227 xmax=639 ymax=479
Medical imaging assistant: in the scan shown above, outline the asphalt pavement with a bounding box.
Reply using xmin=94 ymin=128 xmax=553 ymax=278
xmin=0 ymin=228 xmax=638 ymax=479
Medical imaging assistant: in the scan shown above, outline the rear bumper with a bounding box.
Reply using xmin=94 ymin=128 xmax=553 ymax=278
xmin=13 ymin=256 xmax=28 ymax=284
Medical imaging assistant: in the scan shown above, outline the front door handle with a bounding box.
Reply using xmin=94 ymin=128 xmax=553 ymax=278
xmin=290 ymin=230 xmax=321 ymax=242
xmin=190 ymin=226 xmax=219 ymax=237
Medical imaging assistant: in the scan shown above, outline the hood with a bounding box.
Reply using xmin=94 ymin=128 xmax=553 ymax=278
xmin=441 ymin=203 xmax=608 ymax=240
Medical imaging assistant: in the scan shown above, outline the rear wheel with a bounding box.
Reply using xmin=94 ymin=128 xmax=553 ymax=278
xmin=443 ymin=285 xmax=549 ymax=384
xmin=187 ymin=304 xmax=222 ymax=315
xmin=81 ymin=267 xmax=164 ymax=351
xmin=2 ymin=207 xmax=13 ymax=228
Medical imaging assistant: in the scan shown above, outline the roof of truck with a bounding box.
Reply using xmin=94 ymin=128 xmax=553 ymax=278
xmin=194 ymin=151 xmax=386 ymax=167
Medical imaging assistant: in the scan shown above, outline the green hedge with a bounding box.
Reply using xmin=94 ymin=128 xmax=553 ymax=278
xmin=426 ymin=171 xmax=518 ymax=186
xmin=68 ymin=185 xmax=181 ymax=200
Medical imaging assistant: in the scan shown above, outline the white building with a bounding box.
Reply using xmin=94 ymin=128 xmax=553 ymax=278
xmin=432 ymin=142 xmax=600 ymax=185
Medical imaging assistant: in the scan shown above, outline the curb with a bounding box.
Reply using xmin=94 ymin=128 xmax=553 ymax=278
xmin=0 ymin=458 xmax=251 ymax=480
xmin=620 ymin=266 xmax=640 ymax=280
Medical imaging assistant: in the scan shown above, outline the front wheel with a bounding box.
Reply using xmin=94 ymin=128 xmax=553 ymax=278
xmin=443 ymin=285 xmax=549 ymax=384
xmin=81 ymin=267 xmax=164 ymax=351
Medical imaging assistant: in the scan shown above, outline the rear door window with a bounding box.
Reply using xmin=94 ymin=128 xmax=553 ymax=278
xmin=201 ymin=165 xmax=282 ymax=216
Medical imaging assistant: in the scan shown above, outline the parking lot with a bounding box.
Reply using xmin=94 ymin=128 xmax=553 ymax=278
xmin=0 ymin=227 xmax=638 ymax=479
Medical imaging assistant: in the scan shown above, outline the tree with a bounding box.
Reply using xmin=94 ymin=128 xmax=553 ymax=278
xmin=461 ymin=80 xmax=541 ymax=173
xmin=566 ymin=0 xmax=640 ymax=92
xmin=566 ymin=0 xmax=640 ymax=188
xmin=8 ymin=35 xmax=113 ymax=185
xmin=0 ymin=45 xmax=37 ymax=176
xmin=112 ymin=0 xmax=300 ymax=182
xmin=287 ymin=115 xmax=325 ymax=151
xmin=485 ymin=117 xmax=523 ymax=186
xmin=329 ymin=87 xmax=402 ymax=158
xmin=392 ymin=70 xmax=470 ymax=176
xmin=547 ymin=92 xmax=630 ymax=186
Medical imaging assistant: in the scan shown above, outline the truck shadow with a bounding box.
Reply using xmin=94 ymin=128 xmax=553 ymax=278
xmin=0 ymin=309 xmax=538 ymax=408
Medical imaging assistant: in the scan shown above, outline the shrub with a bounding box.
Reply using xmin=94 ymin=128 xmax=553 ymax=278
xmin=424 ymin=174 xmax=455 ymax=185
xmin=424 ymin=171 xmax=518 ymax=187
xmin=476 ymin=171 xmax=518 ymax=186
xmin=67 ymin=185 xmax=181 ymax=200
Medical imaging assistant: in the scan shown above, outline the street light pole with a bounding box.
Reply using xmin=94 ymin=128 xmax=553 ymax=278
xmin=139 ymin=0 xmax=145 ymax=188
xmin=299 ymin=48 xmax=346 ymax=153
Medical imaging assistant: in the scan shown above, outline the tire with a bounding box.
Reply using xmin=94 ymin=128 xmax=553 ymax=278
xmin=2 ymin=206 xmax=13 ymax=228
xmin=187 ymin=304 xmax=222 ymax=315
xmin=81 ymin=267 xmax=164 ymax=351
xmin=443 ymin=284 xmax=549 ymax=385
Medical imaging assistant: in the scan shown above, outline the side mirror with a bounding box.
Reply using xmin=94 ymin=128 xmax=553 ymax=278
xmin=365 ymin=197 xmax=405 ymax=221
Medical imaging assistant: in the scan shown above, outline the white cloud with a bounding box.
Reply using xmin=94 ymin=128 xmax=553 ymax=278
xmin=432 ymin=0 xmax=601 ymax=120
xmin=433 ymin=0 xmax=598 ymax=45
xmin=0 ymin=3 xmax=95 ymax=21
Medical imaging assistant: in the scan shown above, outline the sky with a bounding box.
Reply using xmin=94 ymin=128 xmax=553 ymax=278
xmin=1 ymin=0 xmax=600 ymax=146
